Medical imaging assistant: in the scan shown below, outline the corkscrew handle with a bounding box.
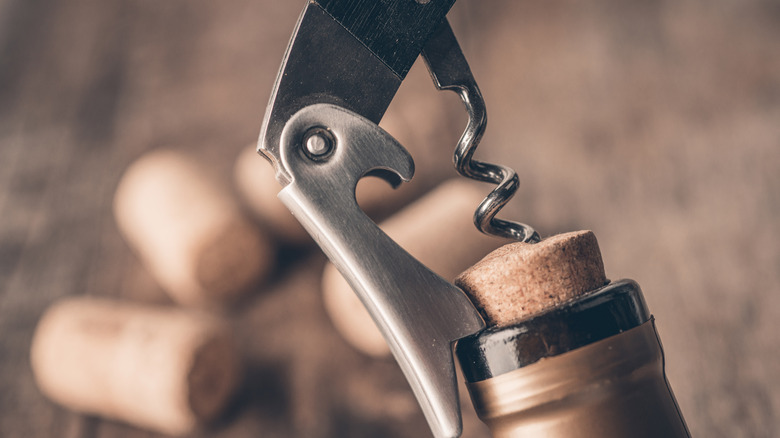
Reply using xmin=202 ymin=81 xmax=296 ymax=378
xmin=276 ymin=103 xmax=486 ymax=438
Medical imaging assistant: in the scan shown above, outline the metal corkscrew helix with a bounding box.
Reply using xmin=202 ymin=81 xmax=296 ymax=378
xmin=423 ymin=22 xmax=540 ymax=243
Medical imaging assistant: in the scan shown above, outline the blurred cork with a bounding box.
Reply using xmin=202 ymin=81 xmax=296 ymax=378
xmin=30 ymin=297 xmax=241 ymax=435
xmin=455 ymin=230 xmax=607 ymax=326
xmin=322 ymin=179 xmax=505 ymax=357
xmin=234 ymin=147 xmax=309 ymax=244
xmin=115 ymin=149 xmax=274 ymax=307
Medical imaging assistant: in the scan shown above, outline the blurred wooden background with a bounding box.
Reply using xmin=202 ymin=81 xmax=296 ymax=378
xmin=1 ymin=0 xmax=778 ymax=437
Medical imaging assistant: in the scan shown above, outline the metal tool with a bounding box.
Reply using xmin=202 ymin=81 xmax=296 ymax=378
xmin=257 ymin=1 xmax=537 ymax=436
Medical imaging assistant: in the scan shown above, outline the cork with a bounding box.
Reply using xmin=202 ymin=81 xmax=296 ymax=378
xmin=454 ymin=230 xmax=608 ymax=326
xmin=30 ymin=297 xmax=242 ymax=435
xmin=322 ymin=179 xmax=505 ymax=357
xmin=114 ymin=149 xmax=274 ymax=306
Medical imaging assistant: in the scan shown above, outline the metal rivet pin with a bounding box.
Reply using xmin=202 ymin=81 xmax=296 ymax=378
xmin=302 ymin=127 xmax=335 ymax=160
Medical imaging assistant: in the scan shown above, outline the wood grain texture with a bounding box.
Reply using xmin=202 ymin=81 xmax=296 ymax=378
xmin=1 ymin=0 xmax=778 ymax=437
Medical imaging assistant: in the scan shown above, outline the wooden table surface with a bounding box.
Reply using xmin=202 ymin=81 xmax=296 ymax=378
xmin=1 ymin=0 xmax=778 ymax=437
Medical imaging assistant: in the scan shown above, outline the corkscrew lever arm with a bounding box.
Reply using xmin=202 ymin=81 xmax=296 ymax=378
xmin=257 ymin=2 xmax=487 ymax=437
xmin=275 ymin=104 xmax=485 ymax=438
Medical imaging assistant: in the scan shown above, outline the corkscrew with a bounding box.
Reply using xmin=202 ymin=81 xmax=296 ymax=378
xmin=422 ymin=22 xmax=540 ymax=243
xmin=257 ymin=2 xmax=535 ymax=437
